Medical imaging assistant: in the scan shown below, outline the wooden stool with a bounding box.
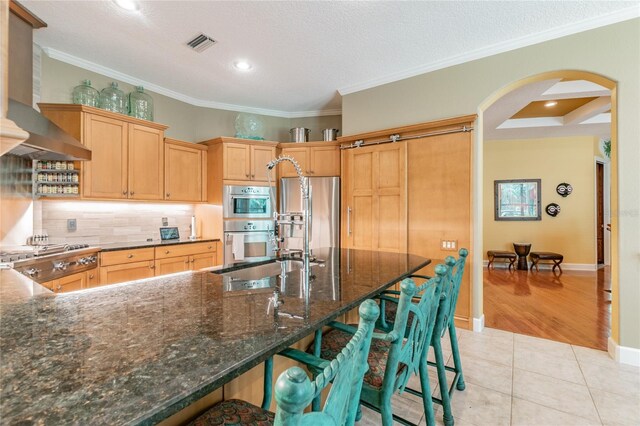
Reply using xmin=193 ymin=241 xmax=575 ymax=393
xmin=529 ymin=252 xmax=564 ymax=273
xmin=487 ymin=250 xmax=516 ymax=270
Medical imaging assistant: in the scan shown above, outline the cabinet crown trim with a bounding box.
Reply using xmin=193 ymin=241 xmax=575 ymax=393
xmin=198 ymin=137 xmax=279 ymax=147
xmin=165 ymin=138 xmax=208 ymax=151
xmin=38 ymin=103 xmax=169 ymax=130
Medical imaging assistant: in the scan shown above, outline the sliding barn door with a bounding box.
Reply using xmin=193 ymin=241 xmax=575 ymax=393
xmin=342 ymin=143 xmax=407 ymax=253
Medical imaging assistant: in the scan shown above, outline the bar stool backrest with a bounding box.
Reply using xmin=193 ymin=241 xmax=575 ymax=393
xmin=386 ymin=264 xmax=447 ymax=394
xmin=274 ymin=299 xmax=380 ymax=426
xmin=435 ymin=248 xmax=469 ymax=338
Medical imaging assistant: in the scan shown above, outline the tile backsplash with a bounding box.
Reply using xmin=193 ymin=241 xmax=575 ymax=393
xmin=38 ymin=201 xmax=196 ymax=245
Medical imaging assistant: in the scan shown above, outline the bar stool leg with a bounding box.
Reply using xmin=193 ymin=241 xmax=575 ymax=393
xmin=434 ymin=338 xmax=454 ymax=426
xmin=449 ymin=322 xmax=465 ymax=391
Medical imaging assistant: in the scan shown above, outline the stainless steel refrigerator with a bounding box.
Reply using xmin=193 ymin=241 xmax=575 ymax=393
xmin=279 ymin=177 xmax=340 ymax=250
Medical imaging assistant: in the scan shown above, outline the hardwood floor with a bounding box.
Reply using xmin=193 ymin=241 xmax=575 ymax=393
xmin=483 ymin=266 xmax=611 ymax=350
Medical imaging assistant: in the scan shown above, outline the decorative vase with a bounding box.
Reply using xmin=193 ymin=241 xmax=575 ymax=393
xmin=128 ymin=86 xmax=154 ymax=121
xmin=234 ymin=113 xmax=265 ymax=140
xmin=98 ymin=82 xmax=127 ymax=114
xmin=72 ymin=80 xmax=99 ymax=107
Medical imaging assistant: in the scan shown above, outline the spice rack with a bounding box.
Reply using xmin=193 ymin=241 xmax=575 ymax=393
xmin=33 ymin=160 xmax=80 ymax=198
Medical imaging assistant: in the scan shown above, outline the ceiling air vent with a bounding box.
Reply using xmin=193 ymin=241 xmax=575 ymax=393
xmin=186 ymin=33 xmax=216 ymax=52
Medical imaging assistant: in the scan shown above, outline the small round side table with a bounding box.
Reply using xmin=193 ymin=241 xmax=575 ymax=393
xmin=513 ymin=243 xmax=532 ymax=270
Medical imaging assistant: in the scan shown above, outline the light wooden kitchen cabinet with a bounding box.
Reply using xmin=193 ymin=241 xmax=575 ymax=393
xmin=87 ymin=269 xmax=99 ymax=287
xmin=39 ymin=104 xmax=168 ymax=201
xmin=154 ymin=241 xmax=217 ymax=276
xmin=220 ymin=142 xmax=276 ymax=182
xmin=342 ymin=142 xmax=406 ymax=253
xmin=164 ymin=138 xmax=207 ymax=202
xmin=280 ymin=142 xmax=340 ymax=177
xmin=128 ymin=124 xmax=164 ymax=200
xmin=100 ymin=260 xmax=155 ymax=285
xmin=155 ymin=256 xmax=190 ymax=276
xmin=99 ymin=247 xmax=156 ymax=285
xmin=42 ymin=270 xmax=91 ymax=293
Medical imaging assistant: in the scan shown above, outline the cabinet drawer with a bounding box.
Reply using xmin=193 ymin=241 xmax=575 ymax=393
xmin=154 ymin=242 xmax=216 ymax=259
xmin=100 ymin=247 xmax=155 ymax=266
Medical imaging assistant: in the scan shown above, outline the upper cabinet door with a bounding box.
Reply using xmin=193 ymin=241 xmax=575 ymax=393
xmin=128 ymin=124 xmax=164 ymax=200
xmin=223 ymin=143 xmax=251 ymax=181
xmin=165 ymin=142 xmax=203 ymax=202
xmin=83 ymin=113 xmax=128 ymax=199
xmin=310 ymin=146 xmax=340 ymax=176
xmin=280 ymin=147 xmax=309 ymax=177
xmin=251 ymin=145 xmax=277 ymax=182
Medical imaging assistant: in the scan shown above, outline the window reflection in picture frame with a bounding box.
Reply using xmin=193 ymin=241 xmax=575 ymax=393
xmin=494 ymin=179 xmax=541 ymax=221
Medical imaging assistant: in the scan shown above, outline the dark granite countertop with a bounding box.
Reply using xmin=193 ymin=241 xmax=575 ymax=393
xmin=0 ymin=248 xmax=430 ymax=425
xmin=99 ymin=238 xmax=219 ymax=252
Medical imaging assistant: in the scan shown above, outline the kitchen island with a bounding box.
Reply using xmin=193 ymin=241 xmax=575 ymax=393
xmin=0 ymin=248 xmax=430 ymax=425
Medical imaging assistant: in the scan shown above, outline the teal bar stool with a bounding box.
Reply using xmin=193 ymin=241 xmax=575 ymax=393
xmin=377 ymin=249 xmax=469 ymax=426
xmin=311 ymin=265 xmax=448 ymax=426
xmin=188 ymin=299 xmax=380 ymax=426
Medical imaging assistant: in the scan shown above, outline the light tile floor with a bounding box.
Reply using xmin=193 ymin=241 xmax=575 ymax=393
xmin=358 ymin=327 xmax=640 ymax=426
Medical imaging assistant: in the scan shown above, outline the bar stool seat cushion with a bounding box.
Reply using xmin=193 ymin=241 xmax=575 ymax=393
xmin=318 ymin=328 xmax=406 ymax=389
xmin=188 ymin=399 xmax=274 ymax=426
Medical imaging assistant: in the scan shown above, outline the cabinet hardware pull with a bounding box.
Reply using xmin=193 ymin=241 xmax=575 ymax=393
xmin=127 ymin=254 xmax=134 ymax=258
xmin=207 ymin=246 xmax=212 ymax=249
xmin=347 ymin=206 xmax=352 ymax=235
xmin=166 ymin=193 xmax=170 ymax=197
xmin=89 ymin=274 xmax=94 ymax=279
xmin=130 ymin=191 xmax=134 ymax=196
xmin=245 ymin=173 xmax=249 ymax=178
xmin=165 ymin=250 xmax=170 ymax=254
xmin=123 ymin=190 xmax=127 ymax=195
xmin=150 ymin=264 xmax=155 ymax=269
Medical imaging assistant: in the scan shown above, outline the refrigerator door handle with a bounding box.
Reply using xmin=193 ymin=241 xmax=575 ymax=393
xmin=347 ymin=206 xmax=352 ymax=235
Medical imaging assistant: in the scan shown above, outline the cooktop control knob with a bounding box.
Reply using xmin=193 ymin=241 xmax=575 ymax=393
xmin=53 ymin=261 xmax=69 ymax=271
xmin=24 ymin=268 xmax=41 ymax=277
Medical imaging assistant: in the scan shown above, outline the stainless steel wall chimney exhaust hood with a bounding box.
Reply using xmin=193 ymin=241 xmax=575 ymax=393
xmin=5 ymin=98 xmax=91 ymax=161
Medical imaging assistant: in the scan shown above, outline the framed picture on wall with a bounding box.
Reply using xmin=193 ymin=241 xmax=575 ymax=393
xmin=494 ymin=179 xmax=542 ymax=221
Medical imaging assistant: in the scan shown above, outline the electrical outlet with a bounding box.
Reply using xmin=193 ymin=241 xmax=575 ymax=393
xmin=162 ymin=217 xmax=168 ymax=226
xmin=67 ymin=218 xmax=77 ymax=232
xmin=440 ymin=239 xmax=458 ymax=251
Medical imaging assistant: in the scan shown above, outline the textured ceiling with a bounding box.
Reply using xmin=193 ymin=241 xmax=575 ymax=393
xmin=23 ymin=0 xmax=639 ymax=116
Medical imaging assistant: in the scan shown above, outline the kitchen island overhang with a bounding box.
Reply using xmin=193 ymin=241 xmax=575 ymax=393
xmin=0 ymin=247 xmax=430 ymax=425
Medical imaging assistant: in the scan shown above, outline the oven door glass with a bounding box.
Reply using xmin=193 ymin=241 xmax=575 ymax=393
xmin=225 ymin=232 xmax=274 ymax=264
xmin=232 ymin=197 xmax=269 ymax=216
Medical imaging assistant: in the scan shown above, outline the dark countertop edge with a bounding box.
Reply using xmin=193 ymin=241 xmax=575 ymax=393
xmin=137 ymin=257 xmax=432 ymax=425
xmin=99 ymin=239 xmax=220 ymax=252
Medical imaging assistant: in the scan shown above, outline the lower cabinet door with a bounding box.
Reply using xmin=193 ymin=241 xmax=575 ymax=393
xmin=87 ymin=268 xmax=100 ymax=287
xmin=155 ymin=256 xmax=190 ymax=276
xmin=56 ymin=271 xmax=87 ymax=293
xmin=100 ymin=260 xmax=155 ymax=285
xmin=191 ymin=252 xmax=216 ymax=270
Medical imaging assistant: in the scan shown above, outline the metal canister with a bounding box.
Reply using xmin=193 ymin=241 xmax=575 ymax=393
xmin=289 ymin=128 xmax=310 ymax=143
xmin=321 ymin=128 xmax=340 ymax=141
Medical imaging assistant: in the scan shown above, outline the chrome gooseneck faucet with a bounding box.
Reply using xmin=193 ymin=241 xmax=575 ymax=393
xmin=266 ymin=155 xmax=311 ymax=260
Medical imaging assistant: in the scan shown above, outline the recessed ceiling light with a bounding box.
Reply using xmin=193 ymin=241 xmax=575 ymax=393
xmin=234 ymin=61 xmax=252 ymax=71
xmin=113 ymin=0 xmax=140 ymax=12
xmin=544 ymin=101 xmax=558 ymax=108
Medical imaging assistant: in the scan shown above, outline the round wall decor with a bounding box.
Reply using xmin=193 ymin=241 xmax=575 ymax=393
xmin=546 ymin=203 xmax=561 ymax=217
xmin=556 ymin=182 xmax=573 ymax=197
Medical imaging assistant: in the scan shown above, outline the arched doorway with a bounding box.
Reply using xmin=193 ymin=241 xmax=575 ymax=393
xmin=472 ymin=70 xmax=618 ymax=350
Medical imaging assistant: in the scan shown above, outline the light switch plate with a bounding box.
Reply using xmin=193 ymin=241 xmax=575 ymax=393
xmin=162 ymin=217 xmax=168 ymax=226
xmin=67 ymin=218 xmax=77 ymax=231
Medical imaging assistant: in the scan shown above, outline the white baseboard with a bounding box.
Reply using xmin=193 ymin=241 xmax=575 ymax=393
xmin=473 ymin=315 xmax=485 ymax=332
xmin=482 ymin=260 xmax=597 ymax=271
xmin=608 ymin=337 xmax=640 ymax=367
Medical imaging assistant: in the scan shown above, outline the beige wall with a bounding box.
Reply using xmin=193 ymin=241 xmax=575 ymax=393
xmin=40 ymin=55 xmax=341 ymax=143
xmin=342 ymin=19 xmax=640 ymax=349
xmin=483 ymin=136 xmax=597 ymax=265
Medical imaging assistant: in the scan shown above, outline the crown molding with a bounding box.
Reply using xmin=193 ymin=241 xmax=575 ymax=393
xmin=41 ymin=47 xmax=341 ymax=119
xmin=338 ymin=6 xmax=640 ymax=96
